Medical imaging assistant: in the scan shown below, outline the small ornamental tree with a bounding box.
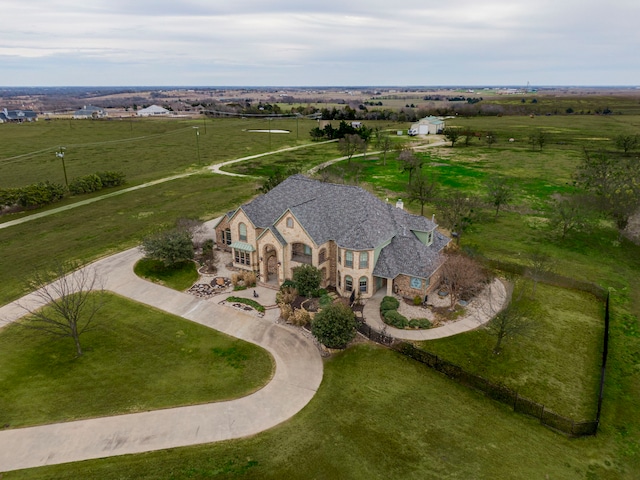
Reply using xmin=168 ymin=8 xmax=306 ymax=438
xmin=311 ymin=303 xmax=357 ymax=349
xmin=292 ymin=264 xmax=322 ymax=297
xmin=141 ymin=228 xmax=194 ymax=267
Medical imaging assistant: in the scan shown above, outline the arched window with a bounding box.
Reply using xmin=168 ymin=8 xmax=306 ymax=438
xmin=359 ymin=276 xmax=368 ymax=293
xmin=359 ymin=252 xmax=369 ymax=269
xmin=319 ymin=248 xmax=327 ymax=264
xmin=239 ymin=222 xmax=247 ymax=241
xmin=286 ymin=217 xmax=294 ymax=228
xmin=345 ymin=275 xmax=353 ymax=292
xmin=338 ymin=271 xmax=341 ymax=287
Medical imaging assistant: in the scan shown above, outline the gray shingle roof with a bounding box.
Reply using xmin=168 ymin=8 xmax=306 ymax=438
xmin=242 ymin=175 xmax=449 ymax=279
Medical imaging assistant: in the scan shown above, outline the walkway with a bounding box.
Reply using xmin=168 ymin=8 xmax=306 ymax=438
xmin=0 ymin=248 xmax=323 ymax=473
xmin=362 ymin=278 xmax=508 ymax=341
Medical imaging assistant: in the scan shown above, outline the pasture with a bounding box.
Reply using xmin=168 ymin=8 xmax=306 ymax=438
xmin=1 ymin=112 xmax=639 ymax=478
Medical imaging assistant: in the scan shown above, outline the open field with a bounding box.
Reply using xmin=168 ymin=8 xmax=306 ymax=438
xmin=0 ymin=293 xmax=273 ymax=428
xmin=0 ymin=117 xmax=320 ymax=188
xmin=1 ymin=110 xmax=639 ymax=477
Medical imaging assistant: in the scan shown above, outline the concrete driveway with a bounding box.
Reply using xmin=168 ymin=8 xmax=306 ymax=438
xmin=0 ymin=248 xmax=323 ymax=473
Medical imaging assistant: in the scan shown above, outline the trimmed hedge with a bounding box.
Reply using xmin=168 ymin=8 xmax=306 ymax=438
xmin=380 ymin=296 xmax=400 ymax=312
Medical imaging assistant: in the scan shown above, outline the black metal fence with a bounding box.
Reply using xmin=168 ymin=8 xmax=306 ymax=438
xmin=355 ymin=318 xmax=394 ymax=346
xmin=394 ymin=342 xmax=600 ymax=437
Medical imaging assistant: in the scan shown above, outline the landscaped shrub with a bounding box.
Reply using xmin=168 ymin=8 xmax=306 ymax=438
xmin=226 ymin=296 xmax=265 ymax=313
xmin=279 ymin=303 xmax=293 ymax=321
xmin=289 ymin=308 xmax=311 ymax=327
xmin=311 ymin=303 xmax=357 ymax=349
xmin=319 ymin=294 xmax=334 ymax=308
xmin=380 ymin=296 xmax=400 ymax=313
xmin=280 ymin=279 xmax=297 ymax=290
xmin=231 ymin=271 xmax=257 ymax=288
xmin=96 ymin=170 xmax=126 ymax=188
xmin=413 ymin=295 xmax=423 ymax=306
xmin=409 ymin=318 xmax=432 ymax=329
xmin=383 ymin=310 xmax=409 ymax=329
xmin=276 ymin=286 xmax=298 ymax=305
xmin=69 ymin=174 xmax=103 ymax=195
xmin=292 ymin=264 xmax=322 ymax=297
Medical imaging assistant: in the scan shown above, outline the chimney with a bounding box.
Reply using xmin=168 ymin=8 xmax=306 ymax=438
xmin=396 ymin=199 xmax=404 ymax=210
xmin=431 ymin=214 xmax=435 ymax=223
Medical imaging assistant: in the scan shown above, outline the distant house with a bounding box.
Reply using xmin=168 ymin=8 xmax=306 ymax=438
xmin=137 ymin=105 xmax=171 ymax=117
xmin=73 ymin=105 xmax=107 ymax=119
xmin=0 ymin=108 xmax=38 ymax=123
xmin=215 ymin=175 xmax=450 ymax=300
xmin=408 ymin=116 xmax=445 ymax=136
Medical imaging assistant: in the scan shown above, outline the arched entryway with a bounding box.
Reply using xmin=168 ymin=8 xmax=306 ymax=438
xmin=262 ymin=244 xmax=279 ymax=284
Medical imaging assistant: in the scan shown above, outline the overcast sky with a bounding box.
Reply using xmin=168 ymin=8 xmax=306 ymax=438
xmin=1 ymin=0 xmax=637 ymax=87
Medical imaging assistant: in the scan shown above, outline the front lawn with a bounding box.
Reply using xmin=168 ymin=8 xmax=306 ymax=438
xmin=0 ymin=293 xmax=274 ymax=428
xmin=134 ymin=258 xmax=199 ymax=291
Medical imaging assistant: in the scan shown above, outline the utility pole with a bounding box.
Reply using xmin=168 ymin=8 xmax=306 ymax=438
xmin=193 ymin=127 xmax=201 ymax=164
xmin=56 ymin=147 xmax=68 ymax=187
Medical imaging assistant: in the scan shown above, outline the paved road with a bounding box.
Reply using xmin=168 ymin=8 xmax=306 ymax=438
xmin=0 ymin=248 xmax=323 ymax=473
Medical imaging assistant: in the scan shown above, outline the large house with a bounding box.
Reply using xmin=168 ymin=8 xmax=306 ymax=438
xmin=215 ymin=175 xmax=450 ymax=300
xmin=137 ymin=105 xmax=171 ymax=117
xmin=0 ymin=108 xmax=38 ymax=123
xmin=73 ymin=105 xmax=107 ymax=119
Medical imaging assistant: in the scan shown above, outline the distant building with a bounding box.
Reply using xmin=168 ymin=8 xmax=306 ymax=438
xmin=408 ymin=116 xmax=445 ymax=136
xmin=137 ymin=105 xmax=171 ymax=117
xmin=73 ymin=105 xmax=107 ymax=119
xmin=0 ymin=108 xmax=38 ymax=123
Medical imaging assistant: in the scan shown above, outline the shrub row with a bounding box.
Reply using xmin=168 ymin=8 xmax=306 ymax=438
xmin=0 ymin=171 xmax=126 ymax=209
xmin=380 ymin=295 xmax=431 ymax=329
xmin=225 ymin=296 xmax=265 ymax=313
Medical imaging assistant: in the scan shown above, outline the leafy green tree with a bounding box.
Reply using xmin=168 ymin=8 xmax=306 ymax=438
xmin=615 ymin=134 xmax=639 ymax=154
xmin=311 ymin=303 xmax=357 ymax=349
xmin=258 ymin=167 xmax=299 ymax=193
xmin=141 ymin=228 xmax=194 ymax=267
xmin=443 ymin=127 xmax=462 ymax=147
xmin=485 ymin=176 xmax=514 ymax=218
xmin=292 ymin=264 xmax=322 ymax=297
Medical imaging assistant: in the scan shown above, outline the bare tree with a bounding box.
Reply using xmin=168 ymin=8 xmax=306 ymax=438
xmin=18 ymin=262 xmax=105 ymax=357
xmin=407 ymin=169 xmax=438 ymax=216
xmin=548 ymin=194 xmax=594 ymax=239
xmin=486 ymin=280 xmax=539 ymax=354
xmin=528 ymin=130 xmax=548 ymax=151
xmin=525 ymin=250 xmax=555 ymax=298
xmin=338 ymin=134 xmax=364 ymax=163
xmin=440 ymin=252 xmax=489 ymax=310
xmin=436 ymin=191 xmax=478 ymax=244
xmin=485 ymin=176 xmax=514 ymax=218
xmin=485 ymin=131 xmax=497 ymax=147
xmin=398 ymin=147 xmax=422 ymax=183
xmin=376 ymin=130 xmax=393 ymax=166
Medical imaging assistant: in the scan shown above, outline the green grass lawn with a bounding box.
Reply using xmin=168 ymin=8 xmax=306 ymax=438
xmin=0 ymin=173 xmax=255 ymax=305
xmin=134 ymin=258 xmax=199 ymax=291
xmin=0 ymin=293 xmax=273 ymax=428
xmin=419 ymin=282 xmax=604 ymax=420
xmin=6 ymin=345 xmax=631 ymax=480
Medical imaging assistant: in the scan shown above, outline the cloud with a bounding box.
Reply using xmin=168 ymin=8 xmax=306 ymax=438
xmin=1 ymin=0 xmax=638 ymax=85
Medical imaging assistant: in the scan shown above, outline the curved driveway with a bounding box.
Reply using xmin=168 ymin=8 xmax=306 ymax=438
xmin=0 ymin=248 xmax=323 ymax=473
